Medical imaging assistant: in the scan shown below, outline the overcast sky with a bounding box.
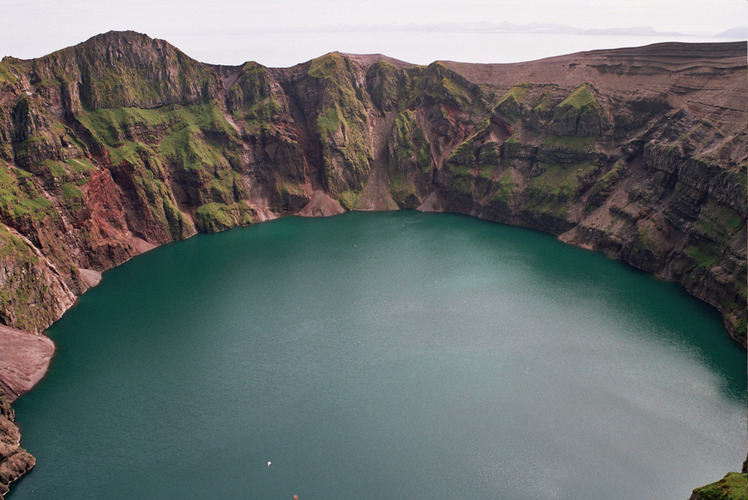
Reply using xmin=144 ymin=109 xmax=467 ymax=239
xmin=1 ymin=0 xmax=745 ymax=65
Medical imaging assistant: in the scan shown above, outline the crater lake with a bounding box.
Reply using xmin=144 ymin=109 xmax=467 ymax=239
xmin=10 ymin=211 xmax=746 ymax=499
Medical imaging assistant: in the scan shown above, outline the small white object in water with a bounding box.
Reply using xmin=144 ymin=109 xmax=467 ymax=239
xmin=267 ymin=461 xmax=271 ymax=467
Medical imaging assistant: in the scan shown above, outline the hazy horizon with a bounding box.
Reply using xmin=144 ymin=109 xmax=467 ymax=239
xmin=2 ymin=0 xmax=745 ymax=66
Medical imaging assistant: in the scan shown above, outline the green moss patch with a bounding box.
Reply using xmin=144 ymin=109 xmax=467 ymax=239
xmin=194 ymin=201 xmax=253 ymax=233
xmin=0 ymin=163 xmax=57 ymax=222
xmin=0 ymin=60 xmax=20 ymax=86
xmin=691 ymin=472 xmax=747 ymax=500
xmin=684 ymin=244 xmax=720 ymax=269
xmin=81 ymin=103 xmax=241 ymax=173
xmin=393 ymin=110 xmax=431 ymax=173
xmin=496 ymin=82 xmax=531 ymax=121
xmin=551 ymin=84 xmax=605 ymax=136
xmin=526 ymin=161 xmax=597 ymax=217
xmin=694 ymin=204 xmax=745 ymax=242
xmin=491 ymin=171 xmax=515 ymax=205
xmin=542 ymin=135 xmax=596 ymax=152
xmin=337 ymin=190 xmax=360 ymax=210
xmin=559 ymin=84 xmax=600 ymax=111
xmin=497 ymin=82 xmax=531 ymax=106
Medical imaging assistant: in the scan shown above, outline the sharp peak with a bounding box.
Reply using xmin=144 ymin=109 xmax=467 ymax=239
xmin=77 ymin=30 xmax=181 ymax=52
xmin=85 ymin=30 xmax=159 ymax=44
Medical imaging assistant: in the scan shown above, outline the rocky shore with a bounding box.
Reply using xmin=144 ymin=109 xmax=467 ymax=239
xmin=0 ymin=325 xmax=53 ymax=496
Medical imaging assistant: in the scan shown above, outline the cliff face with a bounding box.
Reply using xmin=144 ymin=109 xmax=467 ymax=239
xmin=0 ymin=31 xmax=745 ymax=496
xmin=0 ymin=396 xmax=34 ymax=498
xmin=0 ymin=32 xmax=744 ymax=348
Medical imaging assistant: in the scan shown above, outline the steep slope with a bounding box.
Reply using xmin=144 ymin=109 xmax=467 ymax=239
xmin=0 ymin=33 xmax=744 ymax=345
xmin=0 ymin=32 xmax=745 ymax=495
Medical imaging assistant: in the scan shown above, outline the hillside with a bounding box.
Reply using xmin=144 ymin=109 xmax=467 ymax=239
xmin=0 ymin=31 xmax=745 ymax=495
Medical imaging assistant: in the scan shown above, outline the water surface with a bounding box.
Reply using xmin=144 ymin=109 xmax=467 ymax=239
xmin=11 ymin=211 xmax=746 ymax=499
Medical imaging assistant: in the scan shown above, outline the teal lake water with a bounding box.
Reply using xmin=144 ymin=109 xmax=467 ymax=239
xmin=10 ymin=211 xmax=746 ymax=499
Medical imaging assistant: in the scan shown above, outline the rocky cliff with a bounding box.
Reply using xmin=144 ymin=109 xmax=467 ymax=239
xmin=0 ymin=31 xmax=745 ymax=496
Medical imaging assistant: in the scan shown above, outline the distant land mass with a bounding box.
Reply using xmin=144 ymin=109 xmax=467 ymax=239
xmin=0 ymin=32 xmax=745 ymax=497
xmin=254 ymin=21 xmax=733 ymax=38
xmin=715 ymin=26 xmax=748 ymax=38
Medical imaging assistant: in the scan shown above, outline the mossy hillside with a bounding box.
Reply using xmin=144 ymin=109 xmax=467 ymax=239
xmin=542 ymin=134 xmax=597 ymax=152
xmin=227 ymin=62 xmax=272 ymax=109
xmin=491 ymin=171 xmax=515 ymax=206
xmin=495 ymin=82 xmax=531 ymax=121
xmin=366 ymin=61 xmax=404 ymax=112
xmin=0 ymin=59 xmax=21 ymax=87
xmin=194 ymin=201 xmax=253 ymax=233
xmin=550 ymin=84 xmax=606 ymax=136
xmin=78 ymin=103 xmax=244 ymax=217
xmin=9 ymin=98 xmax=87 ymax=167
xmin=31 ymin=31 xmax=217 ymax=110
xmin=690 ymin=472 xmax=747 ymax=500
xmin=159 ymin=119 xmax=238 ymax=173
xmin=525 ymin=160 xmax=598 ymax=218
xmin=532 ymin=90 xmax=553 ymax=115
xmin=477 ymin=142 xmax=500 ymax=178
xmin=680 ymin=205 xmax=743 ymax=277
xmin=0 ymin=162 xmax=58 ymax=223
xmin=560 ymin=84 xmax=600 ymax=110
xmin=77 ymin=106 xmax=174 ymax=146
xmin=411 ymin=62 xmax=484 ymax=112
xmin=227 ymin=62 xmax=282 ymax=133
xmin=387 ymin=112 xmax=430 ymax=208
xmin=393 ymin=110 xmax=431 ymax=173
xmin=60 ymin=181 xmax=85 ymax=214
xmin=129 ymin=168 xmax=193 ymax=241
xmin=0 ymin=225 xmax=60 ymax=331
xmin=502 ymin=134 xmax=537 ymax=162
xmin=64 ymin=118 xmax=194 ymax=242
xmin=444 ymin=140 xmax=477 ymax=197
xmin=337 ymin=189 xmax=360 ymax=210
xmin=367 ymin=60 xmax=486 ymax=115
xmin=32 ymin=158 xmax=97 ymax=192
xmin=445 ymin=129 xmax=501 ymax=180
xmin=271 ymin=180 xmax=309 ymax=213
xmin=307 ymin=53 xmax=372 ymax=196
xmin=388 ymin=171 xmax=419 ymax=208
xmin=684 ymin=243 xmax=720 ymax=269
xmin=80 ymin=102 xmax=242 ymax=170
xmin=441 ymin=134 xmax=501 ymax=205
xmin=535 ymin=135 xmax=600 ymax=174
xmin=479 ymin=169 xmax=517 ymax=221
xmin=238 ymin=97 xmax=282 ymax=134
xmin=9 ymin=90 xmax=242 ymax=242
xmin=692 ymin=204 xmax=744 ymax=245
xmin=628 ymin=221 xmax=659 ymax=255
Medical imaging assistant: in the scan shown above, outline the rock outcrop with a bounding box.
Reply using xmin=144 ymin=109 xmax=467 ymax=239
xmin=0 ymin=31 xmax=745 ymax=496
xmin=0 ymin=397 xmax=34 ymax=498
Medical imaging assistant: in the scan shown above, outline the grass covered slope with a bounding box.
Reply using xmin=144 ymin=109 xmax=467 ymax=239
xmin=690 ymin=471 xmax=748 ymax=500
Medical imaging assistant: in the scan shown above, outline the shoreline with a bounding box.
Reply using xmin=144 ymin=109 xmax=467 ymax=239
xmin=1 ymin=208 xmax=744 ymax=498
xmin=0 ymin=324 xmax=54 ymax=497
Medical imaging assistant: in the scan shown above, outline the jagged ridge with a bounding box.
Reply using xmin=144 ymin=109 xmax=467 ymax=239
xmin=0 ymin=32 xmax=744 ymax=345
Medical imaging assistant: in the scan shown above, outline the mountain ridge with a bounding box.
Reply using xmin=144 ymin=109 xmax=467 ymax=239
xmin=0 ymin=31 xmax=745 ymax=496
